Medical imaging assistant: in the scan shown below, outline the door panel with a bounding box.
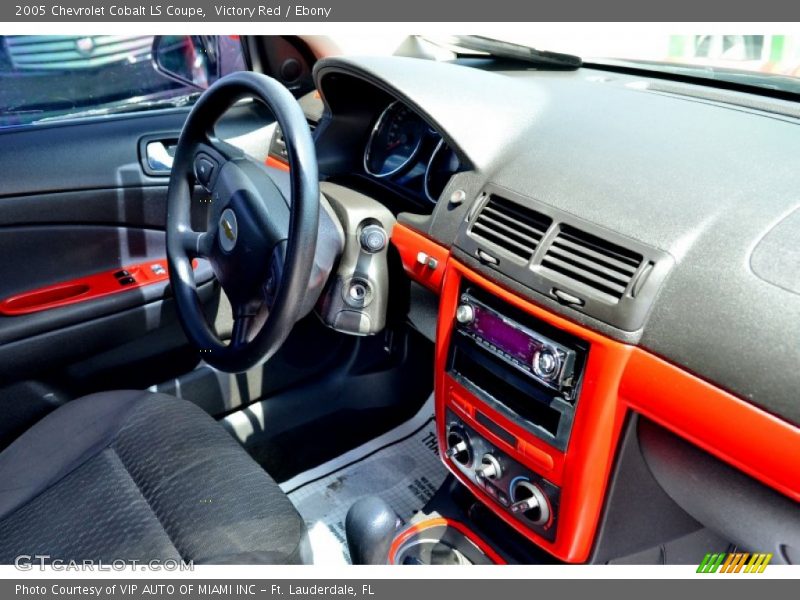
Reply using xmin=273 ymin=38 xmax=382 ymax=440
xmin=0 ymin=186 xmax=173 ymax=229
xmin=0 ymin=111 xmax=189 ymax=198
xmin=0 ymin=108 xmax=213 ymax=396
xmin=0 ymin=225 xmax=217 ymax=345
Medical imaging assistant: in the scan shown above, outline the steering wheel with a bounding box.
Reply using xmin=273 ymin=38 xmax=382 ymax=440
xmin=166 ymin=72 xmax=319 ymax=373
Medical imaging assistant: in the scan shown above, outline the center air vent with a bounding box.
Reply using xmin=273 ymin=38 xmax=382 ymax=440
xmin=541 ymin=225 xmax=643 ymax=303
xmin=469 ymin=195 xmax=552 ymax=262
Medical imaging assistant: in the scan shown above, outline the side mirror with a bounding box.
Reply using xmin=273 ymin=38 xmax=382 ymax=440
xmin=151 ymin=35 xmax=221 ymax=90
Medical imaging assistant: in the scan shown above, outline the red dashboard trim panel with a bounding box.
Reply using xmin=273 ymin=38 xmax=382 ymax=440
xmin=620 ymin=350 xmax=800 ymax=504
xmin=401 ymin=239 xmax=800 ymax=563
xmin=265 ymin=156 xmax=290 ymax=172
xmin=437 ymin=260 xmax=632 ymax=562
xmin=391 ymin=223 xmax=449 ymax=293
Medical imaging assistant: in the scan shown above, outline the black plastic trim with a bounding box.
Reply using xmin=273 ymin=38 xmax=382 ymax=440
xmin=455 ymin=184 xmax=673 ymax=332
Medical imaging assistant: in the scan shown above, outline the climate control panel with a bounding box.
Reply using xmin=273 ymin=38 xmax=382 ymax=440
xmin=444 ymin=409 xmax=560 ymax=541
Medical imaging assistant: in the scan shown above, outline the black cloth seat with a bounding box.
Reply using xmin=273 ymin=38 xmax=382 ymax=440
xmin=0 ymin=390 xmax=308 ymax=564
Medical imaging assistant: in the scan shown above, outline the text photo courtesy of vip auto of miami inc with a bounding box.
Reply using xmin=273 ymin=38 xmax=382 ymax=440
xmin=0 ymin=1 xmax=798 ymax=595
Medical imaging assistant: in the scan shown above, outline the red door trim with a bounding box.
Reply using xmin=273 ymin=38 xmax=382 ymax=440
xmin=0 ymin=259 xmax=193 ymax=316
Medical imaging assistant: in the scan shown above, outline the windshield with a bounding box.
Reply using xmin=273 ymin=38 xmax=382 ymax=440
xmin=446 ymin=34 xmax=800 ymax=97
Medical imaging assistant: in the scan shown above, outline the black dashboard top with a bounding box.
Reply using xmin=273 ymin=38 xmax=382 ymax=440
xmin=313 ymin=55 xmax=800 ymax=427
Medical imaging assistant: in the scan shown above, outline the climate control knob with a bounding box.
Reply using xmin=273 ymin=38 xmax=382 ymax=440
xmin=475 ymin=454 xmax=503 ymax=481
xmin=445 ymin=425 xmax=473 ymax=466
xmin=509 ymin=479 xmax=550 ymax=526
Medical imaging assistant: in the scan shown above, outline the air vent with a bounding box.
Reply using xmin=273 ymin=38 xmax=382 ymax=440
xmin=541 ymin=225 xmax=643 ymax=303
xmin=469 ymin=195 xmax=552 ymax=262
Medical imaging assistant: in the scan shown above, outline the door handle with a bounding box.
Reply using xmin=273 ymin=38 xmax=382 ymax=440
xmin=138 ymin=133 xmax=180 ymax=177
xmin=145 ymin=141 xmax=175 ymax=173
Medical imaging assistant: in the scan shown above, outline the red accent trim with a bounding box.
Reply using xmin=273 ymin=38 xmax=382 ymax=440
xmin=436 ymin=259 xmax=800 ymax=562
xmin=388 ymin=517 xmax=506 ymax=564
xmin=621 ymin=349 xmax=800 ymax=503
xmin=390 ymin=223 xmax=448 ymax=293
xmin=447 ymin=379 xmax=562 ymax=481
xmin=265 ymin=155 xmax=290 ymax=172
xmin=0 ymin=259 xmax=192 ymax=316
xmin=437 ymin=260 xmax=631 ymax=563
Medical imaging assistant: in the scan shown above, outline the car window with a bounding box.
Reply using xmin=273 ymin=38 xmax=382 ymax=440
xmin=0 ymin=35 xmax=246 ymax=129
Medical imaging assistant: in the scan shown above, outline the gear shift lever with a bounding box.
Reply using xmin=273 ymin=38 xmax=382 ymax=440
xmin=345 ymin=496 xmax=401 ymax=564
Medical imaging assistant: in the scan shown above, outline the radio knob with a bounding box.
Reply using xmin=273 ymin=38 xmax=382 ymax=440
xmin=455 ymin=304 xmax=475 ymax=325
xmin=532 ymin=348 xmax=560 ymax=382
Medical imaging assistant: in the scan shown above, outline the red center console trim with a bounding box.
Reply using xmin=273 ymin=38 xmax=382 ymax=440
xmin=437 ymin=259 xmax=632 ymax=562
xmin=388 ymin=517 xmax=506 ymax=565
xmin=436 ymin=258 xmax=800 ymax=562
xmin=446 ymin=380 xmax=562 ymax=481
xmin=0 ymin=259 xmax=189 ymax=316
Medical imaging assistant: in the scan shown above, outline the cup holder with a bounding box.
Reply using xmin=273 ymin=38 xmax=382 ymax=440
xmin=390 ymin=519 xmax=500 ymax=565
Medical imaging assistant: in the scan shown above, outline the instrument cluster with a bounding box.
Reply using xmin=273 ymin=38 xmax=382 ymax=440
xmin=363 ymin=100 xmax=461 ymax=204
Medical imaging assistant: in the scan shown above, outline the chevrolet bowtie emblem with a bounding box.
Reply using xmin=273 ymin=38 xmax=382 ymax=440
xmin=218 ymin=208 xmax=238 ymax=252
xmin=222 ymin=219 xmax=235 ymax=241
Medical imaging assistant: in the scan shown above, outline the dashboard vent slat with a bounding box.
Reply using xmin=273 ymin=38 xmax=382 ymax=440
xmin=541 ymin=225 xmax=644 ymax=303
xmin=469 ymin=195 xmax=552 ymax=262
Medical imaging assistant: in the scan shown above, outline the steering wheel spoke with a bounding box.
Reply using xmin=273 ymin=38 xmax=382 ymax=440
xmin=230 ymin=293 xmax=270 ymax=349
xmin=180 ymin=229 xmax=214 ymax=258
xmin=192 ymin=145 xmax=223 ymax=192
xmin=231 ymin=314 xmax=253 ymax=348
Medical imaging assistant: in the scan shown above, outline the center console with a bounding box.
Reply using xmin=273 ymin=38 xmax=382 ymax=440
xmin=435 ymin=259 xmax=632 ymax=563
xmin=443 ymin=286 xmax=589 ymax=542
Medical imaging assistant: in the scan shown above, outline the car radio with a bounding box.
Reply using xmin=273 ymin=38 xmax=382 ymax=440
xmin=454 ymin=292 xmax=577 ymax=396
xmin=447 ymin=287 xmax=588 ymax=450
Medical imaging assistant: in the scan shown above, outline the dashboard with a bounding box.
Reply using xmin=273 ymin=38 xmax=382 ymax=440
xmin=306 ymin=55 xmax=800 ymax=564
xmin=311 ymin=55 xmax=800 ymax=426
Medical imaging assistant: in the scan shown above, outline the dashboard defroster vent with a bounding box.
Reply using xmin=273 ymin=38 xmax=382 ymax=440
xmin=541 ymin=225 xmax=643 ymax=303
xmin=469 ymin=195 xmax=552 ymax=262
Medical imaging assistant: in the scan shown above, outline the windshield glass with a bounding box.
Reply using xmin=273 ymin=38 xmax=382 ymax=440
xmin=454 ymin=34 xmax=800 ymax=96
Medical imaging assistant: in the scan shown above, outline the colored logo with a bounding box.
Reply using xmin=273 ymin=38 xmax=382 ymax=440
xmin=697 ymin=552 xmax=773 ymax=573
xmin=218 ymin=208 xmax=238 ymax=252
xmin=75 ymin=37 xmax=95 ymax=56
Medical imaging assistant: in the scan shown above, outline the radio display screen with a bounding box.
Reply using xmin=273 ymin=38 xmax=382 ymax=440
xmin=472 ymin=306 xmax=538 ymax=363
